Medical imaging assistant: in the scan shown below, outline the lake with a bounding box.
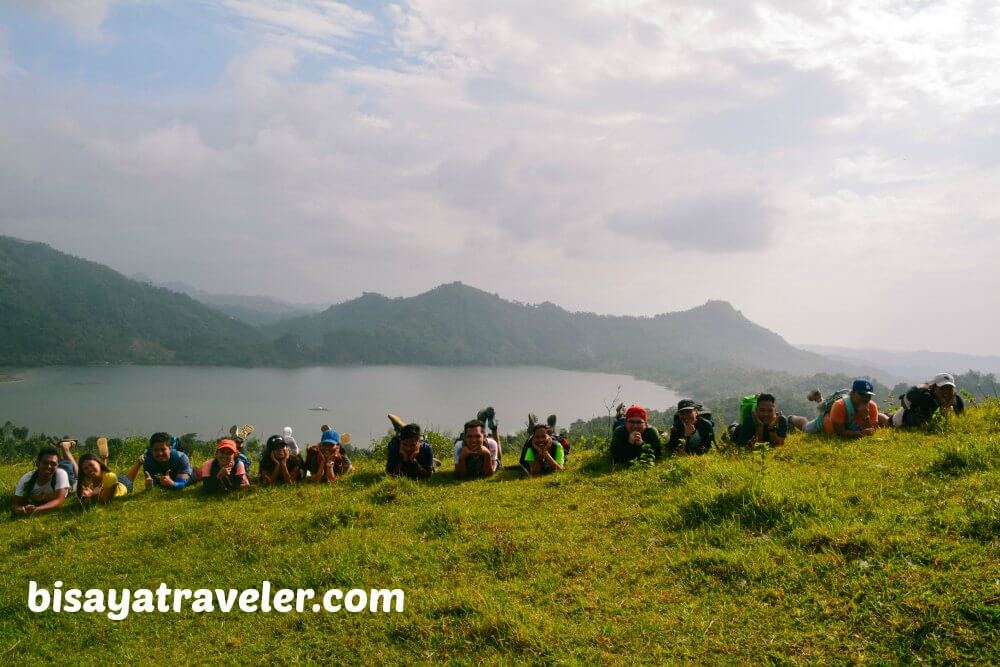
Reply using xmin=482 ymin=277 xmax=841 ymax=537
xmin=0 ymin=366 xmax=680 ymax=445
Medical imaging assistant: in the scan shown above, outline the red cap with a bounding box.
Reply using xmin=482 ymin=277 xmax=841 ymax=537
xmin=625 ymin=405 xmax=648 ymax=422
xmin=216 ymin=439 xmax=239 ymax=454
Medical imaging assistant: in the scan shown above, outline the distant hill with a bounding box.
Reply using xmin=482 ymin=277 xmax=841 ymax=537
xmin=800 ymin=344 xmax=1000 ymax=383
xmin=0 ymin=236 xmax=266 ymax=365
xmin=263 ymin=282 xmax=872 ymax=379
xmin=130 ymin=275 xmax=323 ymax=326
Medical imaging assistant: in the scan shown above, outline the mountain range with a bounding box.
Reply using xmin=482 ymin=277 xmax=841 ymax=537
xmin=0 ymin=235 xmax=876 ymax=384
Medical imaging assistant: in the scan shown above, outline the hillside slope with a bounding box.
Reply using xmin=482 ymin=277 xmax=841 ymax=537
xmin=0 ymin=236 xmax=265 ymax=365
xmin=1 ymin=402 xmax=997 ymax=663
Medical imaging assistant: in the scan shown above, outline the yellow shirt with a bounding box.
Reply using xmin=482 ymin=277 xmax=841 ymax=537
xmin=81 ymin=471 xmax=128 ymax=502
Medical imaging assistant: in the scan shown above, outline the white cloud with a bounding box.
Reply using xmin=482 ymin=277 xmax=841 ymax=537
xmin=2 ymin=0 xmax=1000 ymax=353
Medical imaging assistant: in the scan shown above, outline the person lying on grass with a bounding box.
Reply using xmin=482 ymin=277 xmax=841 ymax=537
xmin=76 ymin=451 xmax=139 ymax=505
xmin=386 ymin=423 xmax=435 ymax=480
xmin=884 ymin=372 xmax=965 ymax=428
xmin=610 ymin=405 xmax=662 ymax=464
xmin=730 ymin=393 xmax=787 ymax=448
xmin=519 ymin=423 xmax=565 ymax=477
xmin=789 ymin=379 xmax=880 ymax=439
xmin=11 ymin=446 xmax=71 ymax=517
xmin=667 ymin=400 xmax=716 ymax=455
xmin=306 ymin=430 xmax=354 ymax=483
xmin=259 ymin=435 xmax=303 ymax=485
xmin=454 ymin=419 xmax=497 ymax=479
xmin=200 ymin=439 xmax=250 ymax=494
xmin=142 ymin=432 xmax=194 ymax=490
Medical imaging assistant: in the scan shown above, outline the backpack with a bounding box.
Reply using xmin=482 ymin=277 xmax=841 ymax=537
xmin=818 ymin=390 xmax=855 ymax=421
xmin=739 ymin=395 xmax=757 ymax=424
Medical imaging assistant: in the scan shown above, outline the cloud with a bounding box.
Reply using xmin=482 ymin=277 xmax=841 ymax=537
xmin=14 ymin=0 xmax=119 ymax=41
xmin=613 ymin=194 xmax=778 ymax=252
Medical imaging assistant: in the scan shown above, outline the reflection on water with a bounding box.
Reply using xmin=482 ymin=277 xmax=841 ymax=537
xmin=0 ymin=365 xmax=680 ymax=446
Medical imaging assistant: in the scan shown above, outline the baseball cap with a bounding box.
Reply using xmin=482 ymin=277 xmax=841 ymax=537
xmin=851 ymin=379 xmax=875 ymax=396
xmin=216 ymin=439 xmax=239 ymax=454
xmin=932 ymin=372 xmax=956 ymax=387
xmin=320 ymin=429 xmax=341 ymax=445
xmin=677 ymin=399 xmax=699 ymax=412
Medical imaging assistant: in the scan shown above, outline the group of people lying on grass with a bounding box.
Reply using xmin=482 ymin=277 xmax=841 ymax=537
xmin=611 ymin=373 xmax=966 ymax=464
xmin=10 ymin=373 xmax=966 ymax=516
xmin=10 ymin=414 xmax=570 ymax=517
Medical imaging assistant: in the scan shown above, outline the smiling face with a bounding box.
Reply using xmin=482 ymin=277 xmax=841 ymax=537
xmin=755 ymin=400 xmax=776 ymax=423
xmin=935 ymin=384 xmax=956 ymax=406
xmin=678 ymin=409 xmax=697 ymax=426
xmin=81 ymin=458 xmax=102 ymax=480
xmin=321 ymin=443 xmax=338 ymax=458
xmin=531 ymin=427 xmax=551 ymax=448
xmin=216 ymin=449 xmax=235 ymax=467
xmin=151 ymin=441 xmax=171 ymax=462
xmin=464 ymin=425 xmax=485 ymax=448
xmin=400 ymin=435 xmax=420 ymax=451
xmin=625 ymin=417 xmax=646 ymax=434
xmin=36 ymin=453 xmax=58 ymax=479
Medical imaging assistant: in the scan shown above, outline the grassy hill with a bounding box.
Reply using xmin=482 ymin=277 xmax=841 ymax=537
xmin=1 ymin=403 xmax=997 ymax=663
xmin=0 ymin=236 xmax=267 ymax=365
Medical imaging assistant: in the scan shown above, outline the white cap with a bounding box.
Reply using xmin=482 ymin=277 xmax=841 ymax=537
xmin=283 ymin=426 xmax=293 ymax=438
xmin=931 ymin=373 xmax=956 ymax=387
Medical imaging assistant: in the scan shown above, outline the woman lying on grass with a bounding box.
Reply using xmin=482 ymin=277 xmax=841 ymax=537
xmin=76 ymin=449 xmax=139 ymax=505
xmin=199 ymin=440 xmax=250 ymax=494
xmin=259 ymin=435 xmax=303 ymax=485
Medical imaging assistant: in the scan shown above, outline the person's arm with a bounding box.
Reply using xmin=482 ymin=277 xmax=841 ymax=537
xmin=11 ymin=490 xmax=30 ymax=515
xmin=529 ymin=460 xmax=543 ymax=477
xmin=406 ymin=446 xmax=433 ymax=479
xmin=261 ymin=462 xmax=278 ymax=485
xmin=386 ymin=442 xmax=400 ymax=476
xmin=277 ymin=459 xmax=292 ymax=483
xmin=539 ymin=448 xmax=564 ymax=472
xmin=98 ymin=475 xmax=117 ymax=503
xmin=830 ymin=401 xmax=863 ymax=438
xmin=480 ymin=448 xmax=496 ymax=477
xmin=454 ymin=447 xmax=468 ymax=478
xmin=236 ymin=462 xmax=250 ymax=489
xmin=610 ymin=428 xmax=628 ymax=463
xmin=27 ymin=488 xmax=69 ymax=515
xmin=647 ymin=428 xmax=663 ymax=458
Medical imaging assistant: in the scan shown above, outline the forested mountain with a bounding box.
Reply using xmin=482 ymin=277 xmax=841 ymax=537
xmin=0 ymin=236 xmax=265 ymax=365
xmin=130 ymin=274 xmax=323 ymax=326
xmin=263 ymin=281 xmax=866 ymax=377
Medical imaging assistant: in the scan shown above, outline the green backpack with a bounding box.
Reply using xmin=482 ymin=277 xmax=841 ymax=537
xmin=739 ymin=395 xmax=758 ymax=424
xmin=818 ymin=390 xmax=855 ymax=421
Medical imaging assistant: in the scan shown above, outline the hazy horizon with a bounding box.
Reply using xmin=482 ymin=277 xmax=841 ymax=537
xmin=2 ymin=2 xmax=999 ymax=355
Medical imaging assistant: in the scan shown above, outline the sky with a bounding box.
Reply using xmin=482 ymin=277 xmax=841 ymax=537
xmin=1 ymin=1 xmax=999 ymax=354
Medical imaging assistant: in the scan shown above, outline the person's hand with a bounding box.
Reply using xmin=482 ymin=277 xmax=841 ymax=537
xmin=629 ymin=431 xmax=642 ymax=445
xmin=159 ymin=473 xmax=175 ymax=488
xmin=861 ymin=427 xmax=875 ymax=436
xmin=747 ymin=436 xmax=758 ymax=448
xmin=13 ymin=505 xmax=28 ymax=515
xmin=684 ymin=422 xmax=696 ymax=437
xmin=217 ymin=465 xmax=232 ymax=480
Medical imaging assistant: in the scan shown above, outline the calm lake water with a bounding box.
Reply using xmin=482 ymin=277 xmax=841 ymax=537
xmin=0 ymin=366 xmax=680 ymax=446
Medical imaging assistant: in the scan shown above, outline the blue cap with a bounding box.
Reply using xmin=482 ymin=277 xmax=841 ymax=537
xmin=320 ymin=429 xmax=341 ymax=445
xmin=852 ymin=379 xmax=875 ymax=396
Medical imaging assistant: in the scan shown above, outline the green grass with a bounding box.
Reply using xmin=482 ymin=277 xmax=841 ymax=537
xmin=2 ymin=403 xmax=999 ymax=664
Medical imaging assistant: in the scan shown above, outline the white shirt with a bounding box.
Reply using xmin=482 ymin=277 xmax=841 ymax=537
xmin=453 ymin=438 xmax=499 ymax=468
xmin=15 ymin=468 xmax=70 ymax=503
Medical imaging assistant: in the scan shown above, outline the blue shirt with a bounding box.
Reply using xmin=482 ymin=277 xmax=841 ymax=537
xmin=143 ymin=450 xmax=193 ymax=488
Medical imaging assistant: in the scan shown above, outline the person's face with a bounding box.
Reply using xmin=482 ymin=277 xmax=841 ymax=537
xmin=851 ymin=391 xmax=872 ymax=407
xmin=755 ymin=401 xmax=776 ymax=423
xmin=217 ymin=450 xmax=235 ymax=467
xmin=271 ymin=445 xmax=288 ymax=460
xmin=935 ymin=385 xmax=956 ymax=404
xmin=464 ymin=427 xmax=485 ymax=447
xmin=626 ymin=417 xmax=646 ymax=433
xmin=151 ymin=441 xmax=171 ymax=462
xmin=37 ymin=454 xmax=59 ymax=476
xmin=401 ymin=435 xmax=419 ymax=451
xmin=321 ymin=443 xmax=338 ymax=458
xmin=678 ymin=409 xmax=697 ymax=426
xmin=531 ymin=428 xmax=551 ymax=448
xmin=82 ymin=459 xmax=102 ymax=479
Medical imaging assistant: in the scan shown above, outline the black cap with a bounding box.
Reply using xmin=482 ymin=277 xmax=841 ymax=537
xmin=266 ymin=434 xmax=286 ymax=450
xmin=677 ymin=399 xmax=699 ymax=412
xmin=400 ymin=423 xmax=422 ymax=439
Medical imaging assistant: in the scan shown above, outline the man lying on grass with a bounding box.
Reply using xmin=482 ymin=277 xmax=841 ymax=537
xmin=142 ymin=432 xmax=195 ymax=490
xmin=884 ymin=372 xmax=965 ymax=428
xmin=519 ymin=422 xmax=565 ymax=477
xmin=730 ymin=393 xmax=787 ymax=449
xmin=454 ymin=419 xmax=497 ymax=479
xmin=789 ymin=379 xmax=880 ymax=439
xmin=11 ymin=445 xmax=71 ymax=517
xmin=666 ymin=399 xmax=716 ymax=455
xmin=610 ymin=405 xmax=662 ymax=464
xmin=386 ymin=423 xmax=435 ymax=480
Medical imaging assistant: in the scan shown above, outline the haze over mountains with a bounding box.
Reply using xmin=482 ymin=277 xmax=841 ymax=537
xmin=0 ymin=235 xmax=886 ymax=382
